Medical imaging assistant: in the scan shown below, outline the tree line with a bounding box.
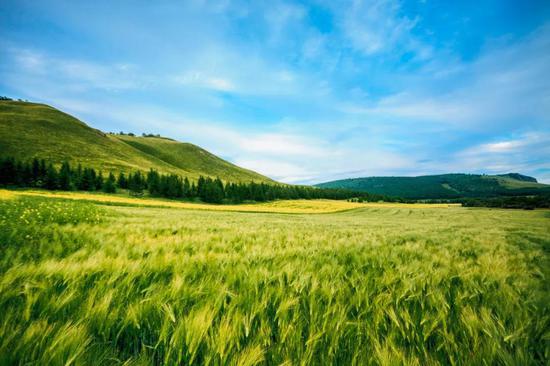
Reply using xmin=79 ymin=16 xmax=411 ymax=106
xmin=0 ymin=157 xmax=394 ymax=204
xmin=459 ymin=196 xmax=550 ymax=210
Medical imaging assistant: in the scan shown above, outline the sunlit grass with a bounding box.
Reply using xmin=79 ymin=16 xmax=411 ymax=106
xmin=2 ymin=189 xmax=376 ymax=213
xmin=1 ymin=189 xmax=460 ymax=213
xmin=0 ymin=189 xmax=17 ymax=200
xmin=0 ymin=194 xmax=548 ymax=365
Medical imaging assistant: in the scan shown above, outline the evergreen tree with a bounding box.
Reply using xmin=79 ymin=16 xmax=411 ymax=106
xmin=75 ymin=164 xmax=83 ymax=189
xmin=89 ymin=168 xmax=97 ymax=191
xmin=192 ymin=182 xmax=197 ymax=197
xmin=214 ymin=177 xmax=225 ymax=197
xmin=31 ymin=158 xmax=43 ymax=187
xmin=44 ymin=163 xmax=58 ymax=190
xmin=78 ymin=168 xmax=95 ymax=191
xmin=103 ymin=172 xmax=117 ymax=193
xmin=197 ymin=176 xmax=206 ymax=198
xmin=128 ymin=171 xmax=144 ymax=196
xmin=147 ymin=169 xmax=161 ymax=195
xmin=183 ymin=177 xmax=191 ymax=198
xmin=0 ymin=157 xmax=17 ymax=185
xmin=19 ymin=160 xmax=33 ymax=186
xmin=58 ymin=162 xmax=72 ymax=190
xmin=95 ymin=171 xmax=104 ymax=191
xmin=199 ymin=177 xmax=224 ymax=203
xmin=39 ymin=159 xmax=47 ymax=177
xmin=117 ymin=172 xmax=128 ymax=189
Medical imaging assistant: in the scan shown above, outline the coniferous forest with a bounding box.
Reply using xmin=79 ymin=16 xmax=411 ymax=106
xmin=0 ymin=156 xmax=394 ymax=204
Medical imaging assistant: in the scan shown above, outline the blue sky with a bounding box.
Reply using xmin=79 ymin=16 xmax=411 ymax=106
xmin=1 ymin=0 xmax=549 ymax=183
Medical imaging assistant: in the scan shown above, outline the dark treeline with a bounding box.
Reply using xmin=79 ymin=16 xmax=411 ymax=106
xmin=0 ymin=157 xmax=394 ymax=204
xmin=0 ymin=157 xmax=117 ymax=194
xmin=418 ymin=196 xmax=550 ymax=209
xmin=459 ymin=196 xmax=550 ymax=210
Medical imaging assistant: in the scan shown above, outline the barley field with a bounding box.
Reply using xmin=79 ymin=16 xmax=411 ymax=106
xmin=0 ymin=193 xmax=548 ymax=365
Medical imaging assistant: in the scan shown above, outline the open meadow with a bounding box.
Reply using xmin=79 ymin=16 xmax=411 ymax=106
xmin=0 ymin=192 xmax=548 ymax=365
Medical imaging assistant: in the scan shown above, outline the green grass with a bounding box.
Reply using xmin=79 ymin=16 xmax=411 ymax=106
xmin=113 ymin=135 xmax=269 ymax=183
xmin=3 ymin=188 xmax=372 ymax=214
xmin=0 ymin=101 xmax=272 ymax=183
xmin=1 ymin=194 xmax=548 ymax=365
xmin=316 ymin=173 xmax=550 ymax=199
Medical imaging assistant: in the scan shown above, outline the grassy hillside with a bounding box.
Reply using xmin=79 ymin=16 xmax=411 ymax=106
xmin=114 ymin=134 xmax=270 ymax=183
xmin=316 ymin=173 xmax=550 ymax=199
xmin=0 ymin=100 xmax=273 ymax=183
xmin=1 ymin=192 xmax=547 ymax=364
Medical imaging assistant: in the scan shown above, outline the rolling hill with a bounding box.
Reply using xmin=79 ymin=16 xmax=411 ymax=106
xmin=316 ymin=173 xmax=550 ymax=199
xmin=0 ymin=100 xmax=273 ymax=183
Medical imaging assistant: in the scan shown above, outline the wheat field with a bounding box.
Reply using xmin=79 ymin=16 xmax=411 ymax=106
xmin=0 ymin=193 xmax=548 ymax=365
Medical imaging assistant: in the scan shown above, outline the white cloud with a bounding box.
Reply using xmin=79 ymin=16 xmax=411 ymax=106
xmin=243 ymin=133 xmax=326 ymax=156
xmin=340 ymin=0 xmax=429 ymax=58
xmin=9 ymin=47 xmax=142 ymax=91
xmin=234 ymin=159 xmax=315 ymax=183
xmin=459 ymin=133 xmax=550 ymax=157
xmin=447 ymin=133 xmax=550 ymax=178
xmin=340 ymin=23 xmax=550 ymax=131
xmin=175 ymin=72 xmax=236 ymax=92
xmin=13 ymin=49 xmax=45 ymax=72
xmin=476 ymin=141 xmax=526 ymax=154
xmin=264 ymin=1 xmax=306 ymax=44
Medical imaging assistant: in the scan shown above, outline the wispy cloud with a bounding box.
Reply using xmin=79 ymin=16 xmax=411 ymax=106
xmin=341 ymin=23 xmax=550 ymax=131
xmin=175 ymin=72 xmax=236 ymax=92
xmin=341 ymin=0 xmax=425 ymax=57
xmin=7 ymin=48 xmax=144 ymax=92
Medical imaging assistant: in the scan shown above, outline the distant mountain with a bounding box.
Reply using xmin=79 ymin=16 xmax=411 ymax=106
xmin=0 ymin=100 xmax=273 ymax=183
xmin=316 ymin=173 xmax=550 ymax=199
xmin=496 ymin=173 xmax=538 ymax=183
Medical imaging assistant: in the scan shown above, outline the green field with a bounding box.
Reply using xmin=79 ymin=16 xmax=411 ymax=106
xmin=1 ymin=193 xmax=548 ymax=365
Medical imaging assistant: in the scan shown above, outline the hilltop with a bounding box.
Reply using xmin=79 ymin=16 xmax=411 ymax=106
xmin=316 ymin=173 xmax=550 ymax=199
xmin=0 ymin=101 xmax=273 ymax=183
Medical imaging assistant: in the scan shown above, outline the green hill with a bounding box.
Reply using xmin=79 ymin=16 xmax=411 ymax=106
xmin=0 ymin=100 xmax=273 ymax=183
xmin=316 ymin=173 xmax=550 ymax=199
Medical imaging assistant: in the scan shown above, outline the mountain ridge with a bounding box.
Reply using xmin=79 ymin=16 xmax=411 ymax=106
xmin=0 ymin=100 xmax=273 ymax=183
xmin=316 ymin=173 xmax=549 ymax=199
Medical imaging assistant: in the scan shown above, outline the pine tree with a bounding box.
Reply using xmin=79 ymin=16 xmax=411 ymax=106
xmin=58 ymin=162 xmax=72 ymax=190
xmin=0 ymin=157 xmax=17 ymax=185
xmin=20 ymin=160 xmax=33 ymax=186
xmin=75 ymin=164 xmax=83 ymax=189
xmin=39 ymin=159 xmax=47 ymax=181
xmin=214 ymin=177 xmax=225 ymax=196
xmin=128 ymin=171 xmax=144 ymax=196
xmin=147 ymin=169 xmax=160 ymax=195
xmin=183 ymin=177 xmax=191 ymax=198
xmin=117 ymin=172 xmax=128 ymax=189
xmin=31 ymin=158 xmax=42 ymax=187
xmin=89 ymin=168 xmax=97 ymax=191
xmin=78 ymin=168 xmax=95 ymax=191
xmin=95 ymin=171 xmax=104 ymax=191
xmin=44 ymin=163 xmax=58 ymax=190
xmin=190 ymin=182 xmax=197 ymax=198
xmin=103 ymin=172 xmax=117 ymax=193
xmin=197 ymin=176 xmax=206 ymax=198
xmin=199 ymin=177 xmax=224 ymax=203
